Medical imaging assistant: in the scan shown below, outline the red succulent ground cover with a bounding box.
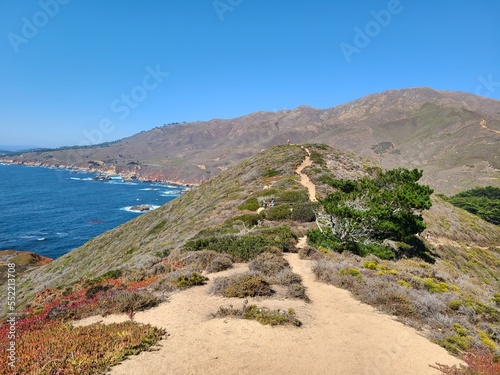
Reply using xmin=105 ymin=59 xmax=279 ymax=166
xmin=0 ymin=274 xmax=166 ymax=374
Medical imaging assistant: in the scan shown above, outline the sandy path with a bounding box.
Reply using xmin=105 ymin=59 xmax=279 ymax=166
xmin=295 ymin=148 xmax=317 ymax=202
xmin=91 ymin=257 xmax=462 ymax=375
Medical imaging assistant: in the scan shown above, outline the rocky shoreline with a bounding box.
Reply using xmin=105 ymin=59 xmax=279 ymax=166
xmin=0 ymin=159 xmax=196 ymax=188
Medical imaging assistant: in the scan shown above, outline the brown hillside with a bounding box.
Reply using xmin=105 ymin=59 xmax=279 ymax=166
xmin=3 ymin=87 xmax=499 ymax=194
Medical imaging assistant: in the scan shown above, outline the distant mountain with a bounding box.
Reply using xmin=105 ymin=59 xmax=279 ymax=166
xmin=3 ymin=88 xmax=499 ymax=194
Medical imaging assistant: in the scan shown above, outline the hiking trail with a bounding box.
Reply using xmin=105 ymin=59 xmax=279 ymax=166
xmin=295 ymin=147 xmax=317 ymax=202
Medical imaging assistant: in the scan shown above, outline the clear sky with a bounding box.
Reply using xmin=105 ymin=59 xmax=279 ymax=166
xmin=1 ymin=0 xmax=499 ymax=148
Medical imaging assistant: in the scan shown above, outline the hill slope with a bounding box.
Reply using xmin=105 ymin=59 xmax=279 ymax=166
xmin=7 ymin=144 xmax=500 ymax=374
xmin=4 ymin=88 xmax=499 ymax=194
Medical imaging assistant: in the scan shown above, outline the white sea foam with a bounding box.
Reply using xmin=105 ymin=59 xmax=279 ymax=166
xmin=69 ymin=177 xmax=93 ymax=181
xmin=160 ymin=191 xmax=182 ymax=196
xmin=121 ymin=205 xmax=160 ymax=213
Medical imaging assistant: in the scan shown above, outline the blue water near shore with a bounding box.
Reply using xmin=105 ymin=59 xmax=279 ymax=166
xmin=0 ymin=164 xmax=184 ymax=259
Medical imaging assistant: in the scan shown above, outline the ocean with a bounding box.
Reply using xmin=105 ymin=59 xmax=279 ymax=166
xmin=0 ymin=164 xmax=183 ymax=259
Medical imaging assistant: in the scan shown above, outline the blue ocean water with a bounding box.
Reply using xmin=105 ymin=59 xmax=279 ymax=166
xmin=0 ymin=164 xmax=183 ymax=259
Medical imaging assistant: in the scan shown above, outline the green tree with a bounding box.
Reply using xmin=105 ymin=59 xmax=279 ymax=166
xmin=319 ymin=168 xmax=433 ymax=246
xmin=444 ymin=186 xmax=500 ymax=225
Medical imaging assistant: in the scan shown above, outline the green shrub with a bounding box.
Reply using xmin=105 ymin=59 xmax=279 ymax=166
xmin=444 ymin=186 xmax=500 ymax=225
xmin=183 ymin=235 xmax=269 ymax=261
xmin=493 ymin=293 xmax=500 ymax=307
xmin=278 ymin=190 xmax=309 ymax=203
xmin=449 ymin=300 xmax=463 ymax=310
xmin=309 ymin=151 xmax=326 ymax=166
xmin=262 ymin=168 xmax=281 ymax=177
xmin=176 ymin=272 xmax=208 ymax=288
xmin=85 ymin=269 xmax=123 ymax=286
xmin=363 ymin=260 xmax=379 ymax=270
xmin=291 ymin=202 xmax=318 ymax=222
xmin=307 ymin=229 xmax=339 ymax=249
xmin=421 ymin=278 xmax=450 ymax=293
xmin=339 ymin=268 xmax=362 ymax=278
xmin=397 ymin=280 xmax=412 ymax=288
xmin=214 ymin=302 xmax=302 ymax=327
xmin=440 ymin=335 xmax=471 ymax=354
xmin=362 ymin=244 xmax=396 ymax=260
xmin=238 ymin=197 xmax=260 ymax=211
xmin=243 ymin=305 xmax=302 ymax=326
xmin=478 ymin=330 xmax=497 ymax=350
xmin=265 ymin=204 xmax=293 ymax=221
xmin=184 ymin=226 xmax=297 ymax=260
xmin=227 ymin=213 xmax=262 ymax=227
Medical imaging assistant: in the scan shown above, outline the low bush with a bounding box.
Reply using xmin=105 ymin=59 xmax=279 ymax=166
xmin=213 ymin=301 xmax=301 ymax=327
xmin=249 ymin=252 xmax=289 ymax=276
xmin=434 ymin=349 xmax=500 ymax=375
xmin=85 ymin=269 xmax=123 ymax=286
xmin=211 ymin=273 xmax=273 ymax=298
xmin=278 ymin=190 xmax=309 ymax=203
xmin=175 ymin=272 xmax=208 ymax=288
xmin=183 ymin=235 xmax=270 ymax=261
xmin=227 ymin=213 xmax=263 ymax=227
xmin=298 ymin=246 xmax=324 ymax=260
xmin=183 ymin=226 xmax=298 ymax=260
xmin=178 ymin=250 xmax=233 ymax=273
xmin=206 ymin=255 xmax=233 ymax=273
xmin=285 ymin=283 xmax=309 ymax=301
xmin=262 ymin=168 xmax=281 ymax=177
xmin=238 ymin=197 xmax=260 ymax=211
xmin=111 ymin=290 xmax=161 ymax=318
xmin=265 ymin=204 xmax=293 ymax=221
xmin=339 ymin=267 xmax=362 ymax=278
xmin=290 ymin=202 xmax=318 ymax=222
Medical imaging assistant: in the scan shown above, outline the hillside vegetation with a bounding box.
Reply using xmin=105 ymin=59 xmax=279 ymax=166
xmin=2 ymin=144 xmax=500 ymax=374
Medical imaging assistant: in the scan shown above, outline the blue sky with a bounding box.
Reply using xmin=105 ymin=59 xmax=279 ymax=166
xmin=1 ymin=0 xmax=499 ymax=148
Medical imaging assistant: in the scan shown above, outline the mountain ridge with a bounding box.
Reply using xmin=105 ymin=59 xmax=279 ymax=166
xmin=2 ymin=87 xmax=499 ymax=194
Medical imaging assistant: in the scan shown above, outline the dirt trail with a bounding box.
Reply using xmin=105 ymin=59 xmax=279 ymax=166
xmin=86 ymin=254 xmax=462 ymax=375
xmin=295 ymin=147 xmax=317 ymax=202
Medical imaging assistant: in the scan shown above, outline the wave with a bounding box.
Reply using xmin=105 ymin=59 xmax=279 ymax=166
xmin=69 ymin=177 xmax=93 ymax=181
xmin=139 ymin=187 xmax=160 ymax=191
xmin=105 ymin=181 xmax=138 ymax=185
xmin=160 ymin=191 xmax=182 ymax=196
xmin=152 ymin=183 xmax=181 ymax=188
xmin=120 ymin=205 xmax=160 ymax=213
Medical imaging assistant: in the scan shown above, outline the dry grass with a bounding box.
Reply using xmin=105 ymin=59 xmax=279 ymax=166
xmin=312 ymin=249 xmax=500 ymax=355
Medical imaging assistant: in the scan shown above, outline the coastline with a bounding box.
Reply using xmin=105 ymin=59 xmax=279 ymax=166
xmin=0 ymin=159 xmax=197 ymax=188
